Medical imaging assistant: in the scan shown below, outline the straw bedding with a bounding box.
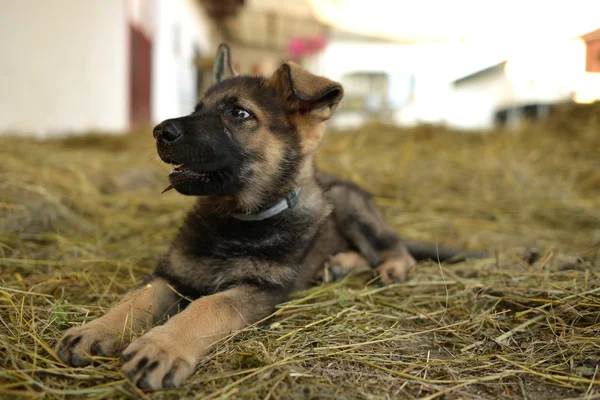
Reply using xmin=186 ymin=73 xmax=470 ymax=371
xmin=1 ymin=105 xmax=599 ymax=399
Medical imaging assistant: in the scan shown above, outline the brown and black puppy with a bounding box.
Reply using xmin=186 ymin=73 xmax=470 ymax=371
xmin=55 ymin=44 xmax=483 ymax=391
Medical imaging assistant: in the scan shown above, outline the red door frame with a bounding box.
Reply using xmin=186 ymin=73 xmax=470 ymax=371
xmin=129 ymin=23 xmax=152 ymax=130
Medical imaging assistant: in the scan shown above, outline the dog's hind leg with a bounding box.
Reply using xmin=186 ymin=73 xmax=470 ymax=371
xmin=319 ymin=176 xmax=416 ymax=283
xmin=321 ymin=173 xmax=487 ymax=283
xmin=55 ymin=276 xmax=182 ymax=367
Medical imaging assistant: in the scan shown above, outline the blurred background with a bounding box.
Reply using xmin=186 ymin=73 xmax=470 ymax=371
xmin=1 ymin=0 xmax=600 ymax=136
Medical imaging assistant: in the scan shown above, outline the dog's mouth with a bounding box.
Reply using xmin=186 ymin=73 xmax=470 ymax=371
xmin=169 ymin=164 xmax=210 ymax=179
xmin=172 ymin=162 xmax=213 ymax=177
xmin=161 ymin=160 xmax=230 ymax=195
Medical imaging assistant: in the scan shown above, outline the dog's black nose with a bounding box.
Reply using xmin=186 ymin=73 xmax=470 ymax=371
xmin=153 ymin=121 xmax=181 ymax=143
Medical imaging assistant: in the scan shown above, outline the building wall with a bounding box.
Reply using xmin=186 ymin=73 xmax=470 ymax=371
xmin=580 ymin=36 xmax=600 ymax=103
xmin=585 ymin=38 xmax=600 ymax=72
xmin=151 ymin=0 xmax=212 ymax=123
xmin=309 ymin=39 xmax=476 ymax=129
xmin=449 ymin=67 xmax=510 ymax=129
xmin=307 ymin=41 xmax=415 ymax=108
xmin=0 ymin=0 xmax=128 ymax=137
xmin=502 ymin=39 xmax=583 ymax=107
xmin=576 ymin=73 xmax=600 ymax=103
xmin=227 ymin=45 xmax=280 ymax=76
xmin=449 ymin=39 xmax=590 ymax=129
xmin=307 ymin=40 xmax=421 ymax=129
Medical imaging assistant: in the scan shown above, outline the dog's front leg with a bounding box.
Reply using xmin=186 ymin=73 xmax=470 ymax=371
xmin=120 ymin=284 xmax=284 ymax=391
xmin=55 ymin=277 xmax=181 ymax=366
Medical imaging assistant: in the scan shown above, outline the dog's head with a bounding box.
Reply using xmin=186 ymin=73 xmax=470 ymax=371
xmin=154 ymin=44 xmax=343 ymax=210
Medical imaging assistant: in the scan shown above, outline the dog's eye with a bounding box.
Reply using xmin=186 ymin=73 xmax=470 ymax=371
xmin=227 ymin=107 xmax=252 ymax=120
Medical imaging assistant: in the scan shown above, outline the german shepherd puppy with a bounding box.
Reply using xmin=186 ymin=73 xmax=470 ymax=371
xmin=56 ymin=44 xmax=481 ymax=390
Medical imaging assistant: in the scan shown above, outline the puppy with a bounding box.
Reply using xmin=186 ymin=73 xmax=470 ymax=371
xmin=55 ymin=44 xmax=480 ymax=390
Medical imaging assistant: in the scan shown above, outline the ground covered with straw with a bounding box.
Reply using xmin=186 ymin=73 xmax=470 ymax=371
xmin=1 ymin=111 xmax=599 ymax=399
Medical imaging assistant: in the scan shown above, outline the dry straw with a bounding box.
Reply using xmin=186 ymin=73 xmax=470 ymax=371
xmin=1 ymin=103 xmax=599 ymax=399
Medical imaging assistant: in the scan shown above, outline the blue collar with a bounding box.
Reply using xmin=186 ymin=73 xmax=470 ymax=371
xmin=232 ymin=188 xmax=300 ymax=221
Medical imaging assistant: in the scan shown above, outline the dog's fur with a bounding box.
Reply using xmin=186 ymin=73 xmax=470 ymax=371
xmin=55 ymin=44 xmax=482 ymax=391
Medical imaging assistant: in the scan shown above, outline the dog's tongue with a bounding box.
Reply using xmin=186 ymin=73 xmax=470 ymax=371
xmin=161 ymin=185 xmax=174 ymax=194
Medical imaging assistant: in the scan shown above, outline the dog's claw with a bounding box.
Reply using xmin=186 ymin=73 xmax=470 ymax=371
xmin=162 ymin=368 xmax=177 ymax=389
xmin=121 ymin=351 xmax=136 ymax=363
xmin=55 ymin=323 xmax=126 ymax=367
xmin=120 ymin=332 xmax=195 ymax=390
xmin=90 ymin=341 xmax=104 ymax=357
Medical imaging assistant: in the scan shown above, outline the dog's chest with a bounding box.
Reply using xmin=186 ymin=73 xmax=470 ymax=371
xmin=180 ymin=213 xmax=318 ymax=263
xmin=154 ymin=209 xmax=326 ymax=296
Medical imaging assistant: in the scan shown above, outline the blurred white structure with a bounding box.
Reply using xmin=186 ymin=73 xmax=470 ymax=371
xmin=306 ymin=0 xmax=600 ymax=130
xmin=2 ymin=0 xmax=599 ymax=135
xmin=308 ymin=35 xmax=489 ymax=130
xmin=0 ymin=0 xmax=327 ymax=137
xmin=0 ymin=0 xmax=211 ymax=137
xmin=150 ymin=0 xmax=212 ymax=123
xmin=448 ymin=35 xmax=600 ymax=129
xmin=312 ymin=31 xmax=600 ymax=131
xmin=305 ymin=32 xmax=414 ymax=129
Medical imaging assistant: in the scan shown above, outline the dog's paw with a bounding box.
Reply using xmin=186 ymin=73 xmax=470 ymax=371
xmin=374 ymin=255 xmax=416 ymax=284
xmin=316 ymin=264 xmax=353 ymax=283
xmin=56 ymin=322 xmax=126 ymax=367
xmin=316 ymin=251 xmax=369 ymax=283
xmin=121 ymin=326 xmax=195 ymax=391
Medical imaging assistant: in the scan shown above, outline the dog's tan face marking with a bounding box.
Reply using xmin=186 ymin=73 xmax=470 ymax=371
xmin=197 ymin=86 xmax=292 ymax=212
xmin=120 ymin=285 xmax=282 ymax=391
xmin=236 ymin=127 xmax=287 ymax=212
xmin=55 ymin=278 xmax=181 ymax=367
xmin=154 ymin=52 xmax=343 ymax=213
xmin=292 ymin=115 xmax=329 ymax=154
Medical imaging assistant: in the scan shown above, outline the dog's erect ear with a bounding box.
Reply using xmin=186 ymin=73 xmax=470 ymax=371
xmin=213 ymin=43 xmax=237 ymax=83
xmin=268 ymin=62 xmax=344 ymax=121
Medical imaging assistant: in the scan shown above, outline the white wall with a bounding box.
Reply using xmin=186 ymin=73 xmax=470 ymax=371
xmin=577 ymin=73 xmax=600 ymax=103
xmin=151 ymin=0 xmax=212 ymax=123
xmin=502 ymin=38 xmax=584 ymax=106
xmin=0 ymin=0 xmax=128 ymax=137
xmin=310 ymin=40 xmax=486 ymax=128
xmin=448 ymin=68 xmax=509 ymax=129
xmin=308 ymin=40 xmax=423 ymax=129
xmin=313 ymin=37 xmax=596 ymax=131
xmin=447 ymin=38 xmax=588 ymax=129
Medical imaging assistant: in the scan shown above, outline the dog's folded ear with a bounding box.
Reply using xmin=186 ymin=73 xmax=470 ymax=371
xmin=269 ymin=62 xmax=344 ymax=121
xmin=213 ymin=43 xmax=237 ymax=83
